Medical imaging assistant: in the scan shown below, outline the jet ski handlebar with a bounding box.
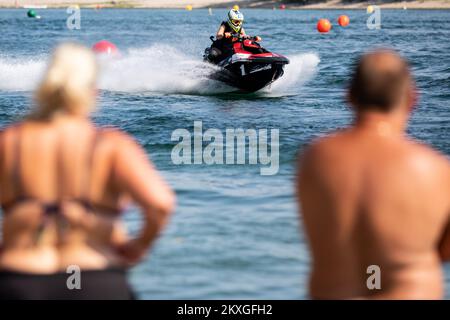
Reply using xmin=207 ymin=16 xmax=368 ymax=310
xmin=230 ymin=34 xmax=257 ymax=41
xmin=210 ymin=34 xmax=260 ymax=41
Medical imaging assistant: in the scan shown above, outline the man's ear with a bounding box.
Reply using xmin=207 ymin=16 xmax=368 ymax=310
xmin=346 ymin=90 xmax=356 ymax=111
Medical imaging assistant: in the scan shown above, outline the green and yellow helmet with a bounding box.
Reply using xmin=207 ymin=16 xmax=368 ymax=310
xmin=227 ymin=9 xmax=244 ymax=33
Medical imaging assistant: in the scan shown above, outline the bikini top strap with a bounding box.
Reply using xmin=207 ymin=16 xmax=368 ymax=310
xmin=0 ymin=124 xmax=26 ymax=211
xmin=56 ymin=129 xmax=65 ymax=201
xmin=82 ymin=127 xmax=103 ymax=202
xmin=12 ymin=125 xmax=26 ymax=200
xmin=4 ymin=125 xmax=109 ymax=212
xmin=0 ymin=129 xmax=5 ymax=201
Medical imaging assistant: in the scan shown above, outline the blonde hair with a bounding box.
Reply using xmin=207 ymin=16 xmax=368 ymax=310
xmin=33 ymin=43 xmax=98 ymax=119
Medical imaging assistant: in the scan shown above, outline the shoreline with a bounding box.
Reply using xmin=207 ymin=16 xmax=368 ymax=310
xmin=1 ymin=0 xmax=450 ymax=9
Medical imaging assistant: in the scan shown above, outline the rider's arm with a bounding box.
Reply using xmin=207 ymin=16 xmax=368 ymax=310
xmin=240 ymin=28 xmax=261 ymax=41
xmin=245 ymin=28 xmax=261 ymax=42
xmin=216 ymin=24 xmax=226 ymax=40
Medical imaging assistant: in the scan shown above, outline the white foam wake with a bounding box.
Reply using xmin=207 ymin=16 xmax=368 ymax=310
xmin=0 ymin=56 xmax=46 ymax=91
xmin=261 ymin=53 xmax=320 ymax=97
xmin=97 ymin=44 xmax=231 ymax=95
xmin=0 ymin=46 xmax=319 ymax=96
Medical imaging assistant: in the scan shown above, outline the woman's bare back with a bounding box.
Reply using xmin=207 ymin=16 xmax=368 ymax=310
xmin=0 ymin=117 xmax=130 ymax=273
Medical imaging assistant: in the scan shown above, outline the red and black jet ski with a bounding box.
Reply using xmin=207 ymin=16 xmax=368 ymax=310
xmin=203 ymin=35 xmax=289 ymax=92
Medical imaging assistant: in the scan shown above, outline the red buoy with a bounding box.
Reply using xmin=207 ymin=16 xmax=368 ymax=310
xmin=317 ymin=19 xmax=332 ymax=33
xmin=338 ymin=15 xmax=350 ymax=27
xmin=279 ymin=4 xmax=286 ymax=10
xmin=92 ymin=40 xmax=119 ymax=56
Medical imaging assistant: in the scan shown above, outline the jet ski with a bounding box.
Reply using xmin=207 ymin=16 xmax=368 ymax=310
xmin=203 ymin=35 xmax=289 ymax=92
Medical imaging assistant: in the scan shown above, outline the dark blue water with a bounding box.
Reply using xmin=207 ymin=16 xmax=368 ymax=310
xmin=0 ymin=8 xmax=449 ymax=299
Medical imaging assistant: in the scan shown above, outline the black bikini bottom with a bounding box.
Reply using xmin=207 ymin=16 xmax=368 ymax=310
xmin=0 ymin=267 xmax=135 ymax=300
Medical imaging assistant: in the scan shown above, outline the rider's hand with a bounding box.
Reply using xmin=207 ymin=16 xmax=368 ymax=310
xmin=224 ymin=32 xmax=232 ymax=39
xmin=254 ymin=36 xmax=262 ymax=42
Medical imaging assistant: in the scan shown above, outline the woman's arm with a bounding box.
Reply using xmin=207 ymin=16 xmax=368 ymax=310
xmin=439 ymin=218 xmax=450 ymax=261
xmin=437 ymin=166 xmax=450 ymax=261
xmin=112 ymin=131 xmax=175 ymax=264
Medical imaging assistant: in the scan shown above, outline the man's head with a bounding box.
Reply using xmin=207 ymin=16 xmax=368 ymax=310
xmin=348 ymin=49 xmax=416 ymax=114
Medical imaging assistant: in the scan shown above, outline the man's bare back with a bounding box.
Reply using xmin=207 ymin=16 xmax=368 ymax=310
xmin=297 ymin=50 xmax=450 ymax=299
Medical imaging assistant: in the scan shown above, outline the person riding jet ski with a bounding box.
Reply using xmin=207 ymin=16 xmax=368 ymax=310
xmin=211 ymin=9 xmax=262 ymax=62
xmin=203 ymin=9 xmax=289 ymax=92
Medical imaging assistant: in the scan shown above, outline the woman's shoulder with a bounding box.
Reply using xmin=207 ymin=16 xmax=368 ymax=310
xmin=96 ymin=125 xmax=140 ymax=148
xmin=96 ymin=126 xmax=148 ymax=166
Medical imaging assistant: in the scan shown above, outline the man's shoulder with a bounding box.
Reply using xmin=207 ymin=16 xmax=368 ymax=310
xmin=403 ymin=137 xmax=450 ymax=175
xmin=297 ymin=130 xmax=346 ymax=173
xmin=0 ymin=121 xmax=25 ymax=138
xmin=302 ymin=130 xmax=347 ymax=156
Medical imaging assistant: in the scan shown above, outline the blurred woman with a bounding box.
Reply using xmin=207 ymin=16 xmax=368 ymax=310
xmin=0 ymin=43 xmax=175 ymax=299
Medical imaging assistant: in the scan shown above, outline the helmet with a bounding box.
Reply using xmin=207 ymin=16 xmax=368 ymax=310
xmin=227 ymin=9 xmax=244 ymax=33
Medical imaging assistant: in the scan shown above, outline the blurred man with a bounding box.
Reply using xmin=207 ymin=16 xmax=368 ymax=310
xmin=297 ymin=49 xmax=450 ymax=299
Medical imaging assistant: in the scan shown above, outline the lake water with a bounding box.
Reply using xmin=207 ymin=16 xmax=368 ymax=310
xmin=0 ymin=8 xmax=449 ymax=299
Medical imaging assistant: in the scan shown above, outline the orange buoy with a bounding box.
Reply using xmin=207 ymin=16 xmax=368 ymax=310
xmin=317 ymin=19 xmax=331 ymax=33
xmin=92 ymin=40 xmax=119 ymax=56
xmin=338 ymin=15 xmax=350 ymax=27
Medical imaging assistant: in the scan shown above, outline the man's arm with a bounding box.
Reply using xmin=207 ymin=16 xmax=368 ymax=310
xmin=296 ymin=143 xmax=326 ymax=223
